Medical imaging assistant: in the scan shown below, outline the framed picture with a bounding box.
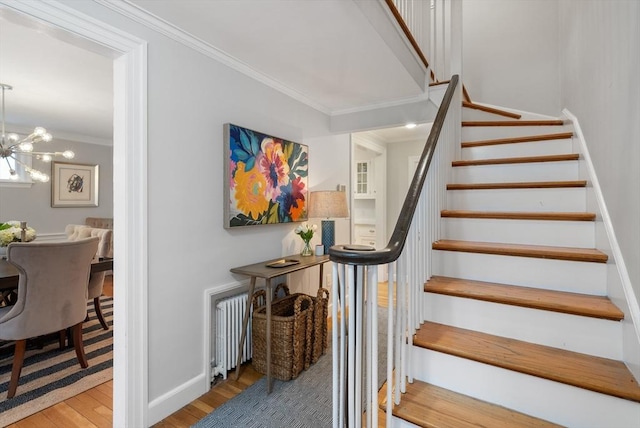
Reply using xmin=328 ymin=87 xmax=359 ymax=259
xmin=224 ymin=123 xmax=308 ymax=228
xmin=51 ymin=161 xmax=99 ymax=207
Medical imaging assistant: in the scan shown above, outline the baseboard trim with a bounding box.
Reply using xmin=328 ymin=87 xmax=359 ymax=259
xmin=147 ymin=373 xmax=207 ymax=425
xmin=563 ymin=108 xmax=640 ymax=380
xmin=147 ymin=280 xmax=255 ymax=425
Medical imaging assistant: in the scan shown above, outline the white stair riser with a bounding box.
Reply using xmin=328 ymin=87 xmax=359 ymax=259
xmin=410 ymin=348 xmax=640 ymax=428
xmin=442 ymin=217 xmax=595 ymax=247
xmin=447 ymin=187 xmax=587 ymax=212
xmin=391 ymin=417 xmax=420 ymax=428
xmin=423 ymin=293 xmax=622 ymax=359
xmin=433 ymin=250 xmax=607 ymax=295
xmin=461 ymin=139 xmax=574 ymax=160
xmin=452 ymin=161 xmax=579 ymax=183
xmin=461 ymin=108 xmax=522 ymax=122
xmin=461 ymin=106 xmax=555 ymax=122
xmin=462 ymin=125 xmax=573 ymax=141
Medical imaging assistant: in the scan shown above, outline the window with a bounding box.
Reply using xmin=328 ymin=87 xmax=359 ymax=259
xmin=355 ymin=161 xmax=370 ymax=195
xmin=0 ymin=156 xmax=16 ymax=180
xmin=0 ymin=153 xmax=33 ymax=186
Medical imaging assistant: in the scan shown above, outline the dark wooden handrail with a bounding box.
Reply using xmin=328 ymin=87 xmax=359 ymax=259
xmin=384 ymin=0 xmax=437 ymax=83
xmin=329 ymin=75 xmax=459 ymax=265
xmin=384 ymin=0 xmax=471 ymax=102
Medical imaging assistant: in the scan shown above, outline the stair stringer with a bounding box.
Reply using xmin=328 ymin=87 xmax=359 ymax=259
xmin=564 ymin=108 xmax=640 ymax=382
xmin=410 ymin=347 xmax=640 ymax=428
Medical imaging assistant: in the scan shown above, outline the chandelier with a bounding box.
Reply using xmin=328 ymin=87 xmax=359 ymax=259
xmin=0 ymin=83 xmax=74 ymax=182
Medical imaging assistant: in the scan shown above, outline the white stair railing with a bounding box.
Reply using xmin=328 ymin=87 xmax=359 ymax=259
xmin=330 ymin=76 xmax=461 ymax=427
xmin=388 ymin=0 xmax=463 ymax=85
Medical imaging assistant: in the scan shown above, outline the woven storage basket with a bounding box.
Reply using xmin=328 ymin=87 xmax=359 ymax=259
xmin=251 ymin=290 xmax=314 ymax=381
xmin=268 ymin=284 xmax=329 ymax=365
xmin=311 ymin=287 xmax=329 ymax=364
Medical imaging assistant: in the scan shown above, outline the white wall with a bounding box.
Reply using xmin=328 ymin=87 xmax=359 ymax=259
xmin=558 ymin=0 xmax=640 ymax=312
xmin=386 ymin=139 xmax=425 ymax=239
xmin=0 ymin=138 xmax=113 ymax=234
xmin=462 ymin=0 xmax=561 ymax=116
xmin=145 ymin=42 xmax=339 ymax=413
xmin=47 ymin=0 xmax=353 ymax=421
xmin=289 ymin=134 xmax=351 ymax=299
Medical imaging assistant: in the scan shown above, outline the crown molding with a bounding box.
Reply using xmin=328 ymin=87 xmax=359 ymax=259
xmin=331 ymin=92 xmax=430 ymax=117
xmin=95 ymin=0 xmax=332 ymax=115
xmin=96 ymin=1 xmax=431 ymax=119
xmin=3 ymin=123 xmax=112 ymax=146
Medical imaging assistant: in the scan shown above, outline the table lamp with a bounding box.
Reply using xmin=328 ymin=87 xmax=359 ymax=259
xmin=308 ymin=190 xmax=349 ymax=254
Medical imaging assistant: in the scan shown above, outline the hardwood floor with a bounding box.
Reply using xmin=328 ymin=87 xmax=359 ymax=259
xmin=152 ymin=366 xmax=264 ymax=428
xmin=10 ymin=279 xmax=392 ymax=427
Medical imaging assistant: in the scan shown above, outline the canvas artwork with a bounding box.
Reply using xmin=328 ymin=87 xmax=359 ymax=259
xmin=224 ymin=124 xmax=308 ymax=228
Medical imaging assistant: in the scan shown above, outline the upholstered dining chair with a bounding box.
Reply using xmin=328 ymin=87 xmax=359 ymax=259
xmin=65 ymin=225 xmax=113 ymax=330
xmin=0 ymin=237 xmax=99 ymax=398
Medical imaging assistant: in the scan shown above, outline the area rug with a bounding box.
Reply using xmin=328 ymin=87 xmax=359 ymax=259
xmin=194 ymin=306 xmax=389 ymax=428
xmin=0 ymin=297 xmax=113 ymax=427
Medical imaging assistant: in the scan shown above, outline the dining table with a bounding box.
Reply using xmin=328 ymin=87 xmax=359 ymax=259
xmin=0 ymin=257 xmax=114 ymax=304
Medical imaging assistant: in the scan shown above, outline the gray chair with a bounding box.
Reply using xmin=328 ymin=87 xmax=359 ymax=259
xmin=65 ymin=224 xmax=113 ymax=330
xmin=85 ymin=217 xmax=113 ymax=258
xmin=0 ymin=237 xmax=99 ymax=398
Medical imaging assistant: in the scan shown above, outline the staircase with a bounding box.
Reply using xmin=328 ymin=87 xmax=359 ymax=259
xmin=384 ymin=104 xmax=640 ymax=427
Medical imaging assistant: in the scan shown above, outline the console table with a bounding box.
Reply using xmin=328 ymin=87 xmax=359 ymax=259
xmin=230 ymin=253 xmax=329 ymax=393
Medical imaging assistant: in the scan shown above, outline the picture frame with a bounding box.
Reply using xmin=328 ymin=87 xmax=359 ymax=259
xmin=224 ymin=123 xmax=308 ymax=228
xmin=51 ymin=161 xmax=99 ymax=207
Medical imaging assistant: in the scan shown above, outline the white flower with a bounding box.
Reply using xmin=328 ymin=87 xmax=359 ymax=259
xmin=294 ymin=222 xmax=316 ymax=241
xmin=0 ymin=221 xmax=37 ymax=247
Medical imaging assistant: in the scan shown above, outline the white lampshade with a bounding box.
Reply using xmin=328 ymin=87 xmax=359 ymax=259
xmin=308 ymin=191 xmax=349 ymax=219
xmin=308 ymin=190 xmax=349 ymax=254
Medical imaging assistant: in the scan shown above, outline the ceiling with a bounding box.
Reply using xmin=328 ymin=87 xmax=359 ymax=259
xmin=0 ymin=1 xmax=429 ymax=145
xmin=0 ymin=11 xmax=113 ymax=144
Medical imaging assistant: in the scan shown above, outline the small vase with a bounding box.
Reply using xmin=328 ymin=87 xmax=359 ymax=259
xmin=300 ymin=239 xmax=313 ymax=256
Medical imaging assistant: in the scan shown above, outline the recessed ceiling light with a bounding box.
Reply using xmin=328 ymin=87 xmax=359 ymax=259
xmin=405 ymin=123 xmax=417 ymax=129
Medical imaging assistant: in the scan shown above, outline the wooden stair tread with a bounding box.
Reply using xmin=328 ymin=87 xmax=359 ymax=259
xmin=452 ymin=153 xmax=579 ymax=167
xmin=432 ymin=239 xmax=608 ymax=263
xmin=414 ymin=322 xmax=640 ymax=403
xmin=425 ymin=276 xmax=623 ymax=321
xmin=462 ymin=132 xmax=574 ymax=148
xmin=447 ymin=180 xmax=587 ymax=190
xmin=462 ymin=101 xmax=522 ymax=120
xmin=462 ymin=120 xmax=564 ymax=127
xmin=441 ymin=210 xmax=596 ymax=221
xmin=378 ymin=380 xmax=561 ymax=428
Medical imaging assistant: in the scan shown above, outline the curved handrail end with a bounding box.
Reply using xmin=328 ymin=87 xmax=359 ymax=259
xmin=330 ymin=75 xmax=460 ymax=266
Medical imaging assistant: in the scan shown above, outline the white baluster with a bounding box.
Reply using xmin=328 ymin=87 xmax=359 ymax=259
xmin=386 ymin=262 xmax=395 ymax=426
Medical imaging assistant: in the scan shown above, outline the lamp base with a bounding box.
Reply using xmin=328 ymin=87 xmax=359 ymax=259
xmin=321 ymin=220 xmax=335 ymax=255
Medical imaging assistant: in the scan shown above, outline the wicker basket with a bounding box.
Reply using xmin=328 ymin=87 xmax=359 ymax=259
xmin=269 ymin=284 xmax=330 ymax=364
xmin=251 ymin=290 xmax=314 ymax=381
xmin=311 ymin=287 xmax=329 ymax=364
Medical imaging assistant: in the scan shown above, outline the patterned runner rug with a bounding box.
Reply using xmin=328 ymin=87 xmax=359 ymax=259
xmin=194 ymin=306 xmax=388 ymax=428
xmin=0 ymin=297 xmax=113 ymax=427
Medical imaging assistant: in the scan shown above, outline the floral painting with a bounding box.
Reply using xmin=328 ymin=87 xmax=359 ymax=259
xmin=224 ymin=124 xmax=308 ymax=228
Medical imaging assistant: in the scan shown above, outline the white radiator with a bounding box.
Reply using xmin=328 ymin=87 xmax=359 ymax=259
xmin=214 ymin=293 xmax=252 ymax=379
